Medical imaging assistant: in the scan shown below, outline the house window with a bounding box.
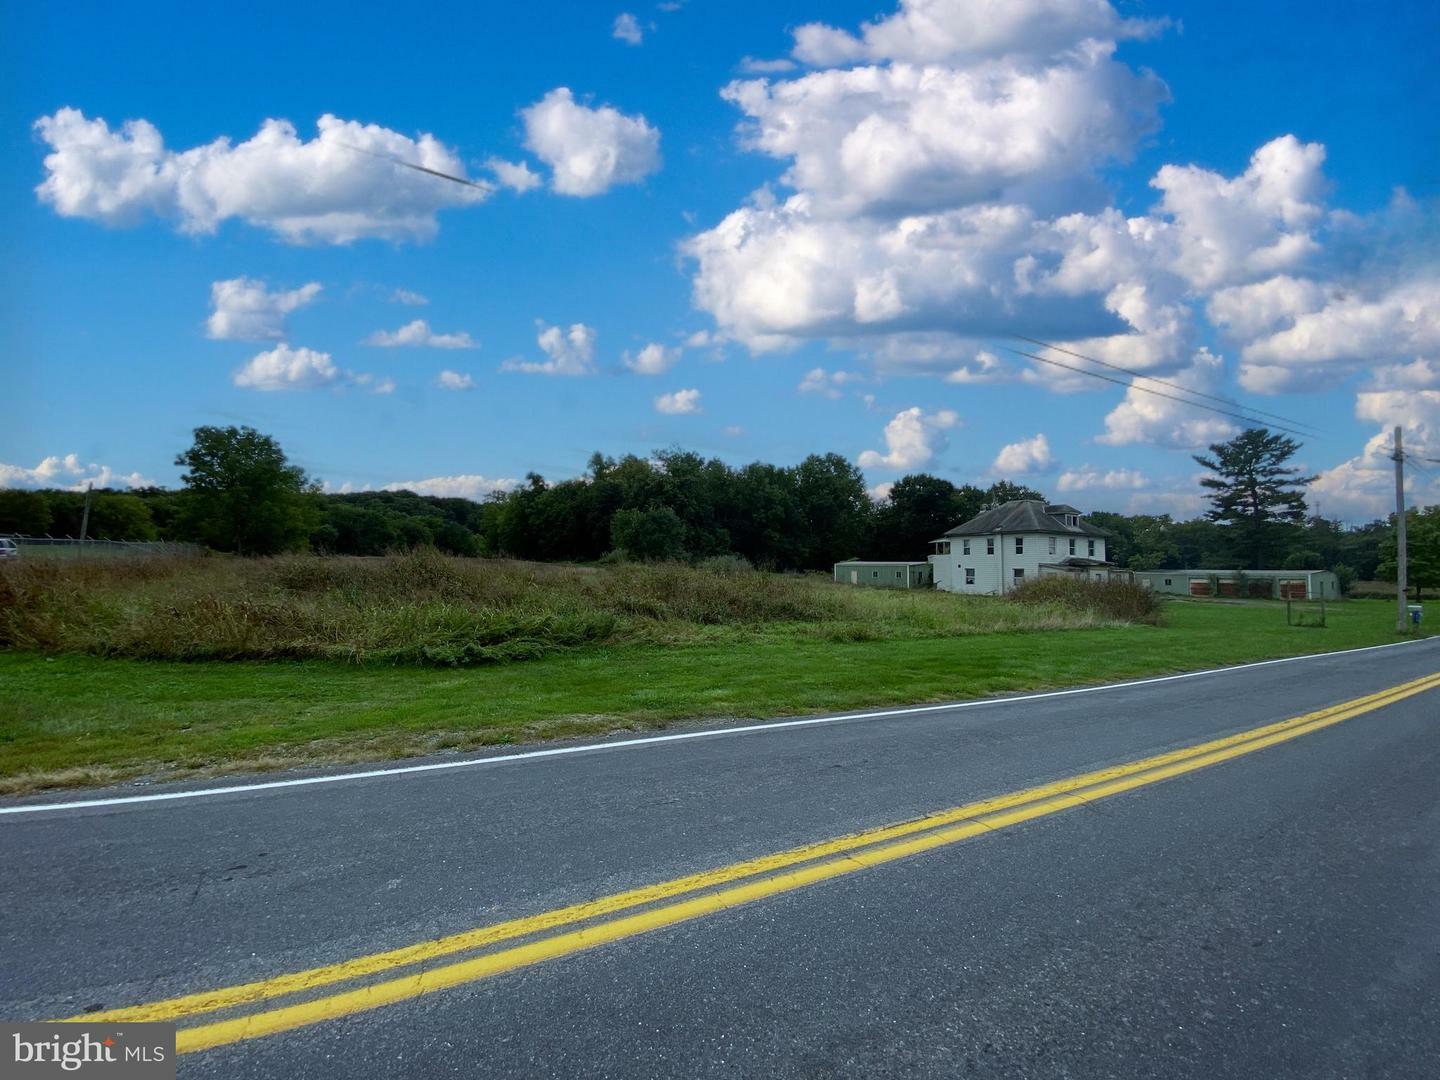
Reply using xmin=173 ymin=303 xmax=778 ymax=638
xmin=986 ymin=538 xmax=995 ymax=555
xmin=1048 ymin=537 xmax=1056 ymax=555
xmin=962 ymin=539 xmax=970 ymax=555
xmin=964 ymin=568 xmax=975 ymax=586
xmin=1087 ymin=540 xmax=1096 ymax=557
xmin=1013 ymin=568 xmax=1025 ymax=583
xmin=872 ymin=570 xmax=878 ymax=578
xmin=1069 ymin=539 xmax=1076 ymax=555
xmin=1164 ymin=578 xmax=1173 ymax=586
xmin=1015 ymin=536 xmax=1023 ymax=554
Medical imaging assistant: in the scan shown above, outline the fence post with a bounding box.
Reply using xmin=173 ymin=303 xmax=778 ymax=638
xmin=79 ymin=483 xmax=94 ymax=542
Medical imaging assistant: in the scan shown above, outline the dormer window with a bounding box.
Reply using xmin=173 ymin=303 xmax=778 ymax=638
xmin=1066 ymin=514 xmax=1078 ymax=528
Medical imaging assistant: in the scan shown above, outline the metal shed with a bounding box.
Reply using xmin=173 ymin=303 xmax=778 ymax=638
xmin=1133 ymin=569 xmax=1341 ymax=600
xmin=833 ymin=560 xmax=934 ymax=589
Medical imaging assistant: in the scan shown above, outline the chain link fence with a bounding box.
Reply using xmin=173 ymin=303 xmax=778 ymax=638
xmin=1 ymin=536 xmax=203 ymax=559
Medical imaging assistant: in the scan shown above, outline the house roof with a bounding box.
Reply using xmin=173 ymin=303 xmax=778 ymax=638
xmin=1131 ymin=568 xmax=1333 ymax=578
xmin=1039 ymin=557 xmax=1116 ymax=569
xmin=939 ymin=499 xmax=1113 ymax=539
xmin=834 ymin=560 xmax=931 ymax=567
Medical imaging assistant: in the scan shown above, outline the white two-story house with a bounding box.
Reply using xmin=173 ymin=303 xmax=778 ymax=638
xmin=929 ymin=500 xmax=1123 ymax=595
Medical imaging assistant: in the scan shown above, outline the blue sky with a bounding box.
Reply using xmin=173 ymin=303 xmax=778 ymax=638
xmin=4 ymin=0 xmax=1438 ymax=520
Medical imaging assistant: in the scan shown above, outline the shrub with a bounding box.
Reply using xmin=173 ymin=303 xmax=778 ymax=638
xmin=1333 ymin=562 xmax=1356 ymax=595
xmin=1008 ymin=575 xmax=1162 ymax=625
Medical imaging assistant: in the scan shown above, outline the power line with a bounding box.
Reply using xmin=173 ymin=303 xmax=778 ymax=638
xmin=1387 ymin=437 xmax=1437 ymax=485
xmin=1403 ymin=455 xmax=1437 ymax=481
xmin=1389 ymin=438 xmax=1439 ymax=470
xmin=998 ymin=344 xmax=1318 ymax=440
xmin=334 ymin=143 xmax=489 ymax=191
xmin=1012 ymin=335 xmax=1322 ymax=435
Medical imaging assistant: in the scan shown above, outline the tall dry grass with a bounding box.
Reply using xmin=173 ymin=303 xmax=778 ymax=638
xmin=1008 ymin=575 xmax=1162 ymax=624
xmin=0 ymin=551 xmax=1151 ymax=665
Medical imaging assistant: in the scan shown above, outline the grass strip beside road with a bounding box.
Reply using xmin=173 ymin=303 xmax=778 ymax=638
xmin=0 ymin=600 xmax=1424 ymax=793
xmin=55 ymin=672 xmax=1440 ymax=1053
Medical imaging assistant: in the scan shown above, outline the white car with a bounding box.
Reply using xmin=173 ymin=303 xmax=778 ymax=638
xmin=0 ymin=538 xmax=19 ymax=560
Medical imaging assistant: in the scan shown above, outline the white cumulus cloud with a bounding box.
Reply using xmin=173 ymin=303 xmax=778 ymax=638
xmin=721 ymin=51 xmax=1164 ymax=219
xmin=791 ymin=0 xmax=1164 ymax=67
xmin=654 ymin=388 xmax=703 ymax=414
xmin=1056 ymin=465 xmax=1147 ymax=492
xmin=435 ymin=370 xmax=476 ymax=391
xmin=991 ymin=432 xmax=1055 ymax=474
xmin=0 ymin=453 xmax=151 ymax=491
xmin=232 ymin=345 xmax=392 ymax=393
xmin=623 ymin=342 xmax=681 ymax=375
xmin=867 ymin=481 xmax=895 ymax=501
xmin=355 ymin=374 xmax=397 ymax=395
xmin=1237 ymin=279 xmax=1440 ymax=393
xmin=522 ymin=88 xmax=661 ymax=196
xmin=1095 ymin=348 xmax=1238 ymax=449
xmin=1309 ymin=394 xmax=1440 ymax=521
xmin=613 ymin=13 xmax=643 ymax=45
xmin=798 ymin=367 xmax=865 ymax=398
xmin=858 ymin=406 xmax=959 ymax=469
xmin=206 ymin=277 xmax=321 ymax=341
xmin=380 ymin=475 xmax=519 ymax=499
xmin=679 ymin=0 xmax=1436 ymax=462
xmin=1149 ymin=135 xmax=1327 ymax=292
xmin=233 ymin=344 xmax=343 ymax=391
xmin=35 ymin=108 xmax=491 ymax=244
xmin=738 ymin=57 xmax=797 ymax=75
xmin=501 ymin=321 xmax=598 ymax=375
xmin=365 ymin=319 xmax=478 ymax=349
xmin=1206 ymin=274 xmax=1327 ymax=341
xmin=485 ymin=157 xmax=542 ymax=194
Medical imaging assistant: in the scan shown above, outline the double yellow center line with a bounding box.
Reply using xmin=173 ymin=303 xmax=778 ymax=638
xmin=64 ymin=672 xmax=1440 ymax=1054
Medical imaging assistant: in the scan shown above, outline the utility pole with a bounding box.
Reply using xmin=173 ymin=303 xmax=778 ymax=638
xmin=79 ymin=482 xmax=94 ymax=543
xmin=1393 ymin=426 xmax=1408 ymax=632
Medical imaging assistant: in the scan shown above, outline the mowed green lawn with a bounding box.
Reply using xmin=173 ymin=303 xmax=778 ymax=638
xmin=0 ymin=599 xmax=1423 ymax=793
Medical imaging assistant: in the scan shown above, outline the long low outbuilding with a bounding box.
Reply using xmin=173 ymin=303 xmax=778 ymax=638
xmin=833 ymin=560 xmax=934 ymax=589
xmin=1133 ymin=569 xmax=1340 ymax=600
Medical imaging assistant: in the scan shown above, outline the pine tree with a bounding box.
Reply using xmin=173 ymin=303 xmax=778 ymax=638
xmin=1193 ymin=429 xmax=1315 ymax=570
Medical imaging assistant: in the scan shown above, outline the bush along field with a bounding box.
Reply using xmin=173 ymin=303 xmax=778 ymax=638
xmin=0 ymin=552 xmax=1424 ymax=794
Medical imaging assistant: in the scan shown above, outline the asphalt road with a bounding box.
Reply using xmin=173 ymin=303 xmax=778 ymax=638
xmin=3 ymin=639 xmax=1439 ymax=1078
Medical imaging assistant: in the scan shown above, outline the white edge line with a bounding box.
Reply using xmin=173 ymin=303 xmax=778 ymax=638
xmin=2 ymin=637 xmax=1432 ymax=817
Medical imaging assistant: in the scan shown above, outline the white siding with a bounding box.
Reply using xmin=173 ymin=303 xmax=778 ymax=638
xmin=931 ymin=532 xmax=1108 ymax=595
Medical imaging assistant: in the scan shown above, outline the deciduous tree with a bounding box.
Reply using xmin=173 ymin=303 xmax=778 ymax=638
xmin=175 ymin=426 xmax=316 ymax=554
xmin=0 ymin=490 xmax=53 ymax=535
xmin=1378 ymin=505 xmax=1440 ymax=602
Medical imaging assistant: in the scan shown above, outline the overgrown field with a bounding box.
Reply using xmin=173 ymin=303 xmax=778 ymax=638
xmin=0 ymin=566 xmax=1421 ymax=793
xmin=0 ymin=551 xmax=1147 ymax=664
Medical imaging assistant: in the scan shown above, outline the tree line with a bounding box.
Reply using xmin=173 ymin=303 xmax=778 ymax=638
xmin=0 ymin=424 xmax=1429 ymax=592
